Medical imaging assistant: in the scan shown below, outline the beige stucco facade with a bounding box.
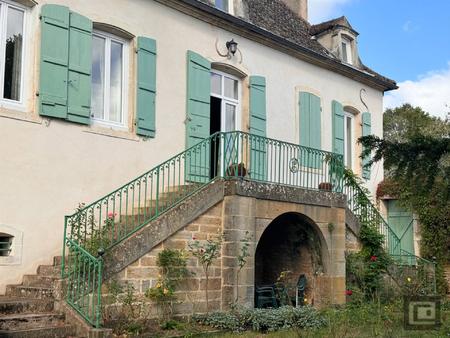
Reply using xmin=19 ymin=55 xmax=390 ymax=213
xmin=0 ymin=0 xmax=385 ymax=293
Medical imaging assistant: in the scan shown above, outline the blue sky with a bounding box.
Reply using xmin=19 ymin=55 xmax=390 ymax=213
xmin=309 ymin=0 xmax=450 ymax=118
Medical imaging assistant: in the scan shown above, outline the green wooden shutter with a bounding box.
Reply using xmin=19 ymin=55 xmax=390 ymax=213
xmin=136 ymin=37 xmax=157 ymax=137
xmin=67 ymin=12 xmax=92 ymax=124
xmin=332 ymin=100 xmax=344 ymax=156
xmin=362 ymin=112 xmax=372 ymax=179
xmin=39 ymin=4 xmax=70 ymax=118
xmin=186 ymin=51 xmax=211 ymax=183
xmin=299 ymin=92 xmax=321 ymax=168
xmin=249 ymin=76 xmax=267 ymax=181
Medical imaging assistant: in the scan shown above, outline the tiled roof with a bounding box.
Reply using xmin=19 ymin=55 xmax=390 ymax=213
xmin=194 ymin=0 xmax=396 ymax=89
xmin=244 ymin=0 xmax=330 ymax=58
xmin=309 ymin=16 xmax=357 ymax=36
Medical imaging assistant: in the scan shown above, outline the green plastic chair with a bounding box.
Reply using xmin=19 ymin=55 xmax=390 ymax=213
xmin=296 ymin=274 xmax=307 ymax=307
xmin=255 ymin=285 xmax=277 ymax=308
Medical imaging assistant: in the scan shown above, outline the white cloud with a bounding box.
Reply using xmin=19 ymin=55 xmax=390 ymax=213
xmin=384 ymin=63 xmax=450 ymax=119
xmin=402 ymin=20 xmax=412 ymax=32
xmin=308 ymin=0 xmax=353 ymax=23
xmin=402 ymin=20 xmax=419 ymax=33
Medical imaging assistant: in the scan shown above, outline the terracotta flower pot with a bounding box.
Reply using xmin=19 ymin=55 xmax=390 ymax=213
xmin=318 ymin=182 xmax=333 ymax=191
xmin=226 ymin=163 xmax=247 ymax=177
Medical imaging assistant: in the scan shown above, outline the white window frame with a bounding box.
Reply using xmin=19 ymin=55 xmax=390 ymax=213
xmin=341 ymin=37 xmax=352 ymax=64
xmin=344 ymin=111 xmax=354 ymax=169
xmin=91 ymin=30 xmax=129 ymax=129
xmin=210 ymin=69 xmax=241 ymax=132
xmin=0 ymin=0 xmax=27 ymax=109
xmin=214 ymin=0 xmax=234 ymax=14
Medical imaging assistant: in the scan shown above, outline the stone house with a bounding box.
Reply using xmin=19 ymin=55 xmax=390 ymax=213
xmin=0 ymin=0 xmax=407 ymax=336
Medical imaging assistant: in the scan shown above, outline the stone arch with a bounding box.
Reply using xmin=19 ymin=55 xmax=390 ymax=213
xmin=254 ymin=212 xmax=331 ymax=307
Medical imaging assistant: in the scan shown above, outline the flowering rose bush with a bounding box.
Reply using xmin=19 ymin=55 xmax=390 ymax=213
xmin=145 ymin=248 xmax=189 ymax=322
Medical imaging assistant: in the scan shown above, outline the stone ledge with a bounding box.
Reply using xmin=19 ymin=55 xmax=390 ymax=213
xmin=224 ymin=179 xmax=347 ymax=209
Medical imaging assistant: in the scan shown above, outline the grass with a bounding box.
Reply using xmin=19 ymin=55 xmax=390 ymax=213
xmin=194 ymin=300 xmax=450 ymax=338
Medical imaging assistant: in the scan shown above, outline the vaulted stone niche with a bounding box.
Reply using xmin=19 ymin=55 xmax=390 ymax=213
xmin=255 ymin=212 xmax=327 ymax=305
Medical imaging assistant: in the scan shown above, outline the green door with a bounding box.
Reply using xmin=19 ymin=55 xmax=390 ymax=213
xmin=186 ymin=51 xmax=211 ymax=183
xmin=387 ymin=200 xmax=415 ymax=255
xmin=249 ymin=76 xmax=267 ymax=181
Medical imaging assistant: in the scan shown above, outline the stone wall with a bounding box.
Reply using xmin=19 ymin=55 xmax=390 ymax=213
xmin=109 ymin=202 xmax=224 ymax=317
xmin=105 ymin=183 xmax=348 ymax=318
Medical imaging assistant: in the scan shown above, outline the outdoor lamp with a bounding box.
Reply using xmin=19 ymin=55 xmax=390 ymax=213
xmin=226 ymin=39 xmax=238 ymax=56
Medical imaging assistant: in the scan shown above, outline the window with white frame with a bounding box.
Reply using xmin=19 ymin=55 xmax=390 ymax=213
xmin=91 ymin=31 xmax=128 ymax=126
xmin=344 ymin=111 xmax=354 ymax=169
xmin=341 ymin=37 xmax=352 ymax=64
xmin=0 ymin=1 xmax=25 ymax=103
xmin=214 ymin=0 xmax=233 ymax=13
xmin=210 ymin=70 xmax=240 ymax=132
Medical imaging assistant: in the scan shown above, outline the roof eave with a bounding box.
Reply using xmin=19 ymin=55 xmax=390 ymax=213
xmin=155 ymin=0 xmax=397 ymax=92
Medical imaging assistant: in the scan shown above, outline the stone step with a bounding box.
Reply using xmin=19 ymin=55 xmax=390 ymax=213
xmin=0 ymin=298 xmax=54 ymax=315
xmin=0 ymin=324 xmax=76 ymax=338
xmin=37 ymin=265 xmax=60 ymax=278
xmin=0 ymin=313 xmax=64 ymax=331
xmin=22 ymin=275 xmax=57 ymax=288
xmin=5 ymin=286 xmax=53 ymax=300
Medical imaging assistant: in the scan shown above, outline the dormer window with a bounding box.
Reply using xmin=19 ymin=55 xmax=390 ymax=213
xmin=214 ymin=0 xmax=230 ymax=13
xmin=341 ymin=37 xmax=352 ymax=64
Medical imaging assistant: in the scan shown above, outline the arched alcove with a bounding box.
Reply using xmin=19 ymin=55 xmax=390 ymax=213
xmin=255 ymin=212 xmax=329 ymax=306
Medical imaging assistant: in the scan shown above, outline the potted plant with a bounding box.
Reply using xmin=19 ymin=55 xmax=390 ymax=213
xmin=226 ymin=162 xmax=247 ymax=178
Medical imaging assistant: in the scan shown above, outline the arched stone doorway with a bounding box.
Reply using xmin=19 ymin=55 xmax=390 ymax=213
xmin=255 ymin=212 xmax=329 ymax=307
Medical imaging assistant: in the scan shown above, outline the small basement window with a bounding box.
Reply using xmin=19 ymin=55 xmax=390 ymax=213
xmin=0 ymin=233 xmax=13 ymax=257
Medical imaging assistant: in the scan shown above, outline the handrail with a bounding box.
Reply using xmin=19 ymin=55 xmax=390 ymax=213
xmin=342 ymin=171 xmax=436 ymax=293
xmin=343 ymin=172 xmax=401 ymax=255
xmin=61 ymin=131 xmax=343 ymax=327
xmin=61 ymin=131 xmax=435 ymax=328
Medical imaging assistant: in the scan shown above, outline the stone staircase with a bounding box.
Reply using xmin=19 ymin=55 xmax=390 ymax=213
xmin=0 ymin=256 xmax=77 ymax=338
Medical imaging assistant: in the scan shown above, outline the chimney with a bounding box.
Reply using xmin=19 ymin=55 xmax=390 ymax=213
xmin=281 ymin=0 xmax=308 ymax=21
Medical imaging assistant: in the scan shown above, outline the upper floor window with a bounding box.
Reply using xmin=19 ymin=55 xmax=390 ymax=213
xmin=215 ymin=0 xmax=231 ymax=13
xmin=341 ymin=37 xmax=352 ymax=64
xmin=91 ymin=30 xmax=128 ymax=126
xmin=343 ymin=110 xmax=354 ymax=169
xmin=0 ymin=1 xmax=25 ymax=103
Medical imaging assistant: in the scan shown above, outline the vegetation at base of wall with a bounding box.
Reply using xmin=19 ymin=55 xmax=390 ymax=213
xmin=193 ymin=306 xmax=326 ymax=333
xmin=145 ymin=248 xmax=190 ymax=323
xmin=69 ymin=203 xmax=115 ymax=256
xmin=359 ymin=104 xmax=450 ymax=295
xmin=188 ymin=230 xmax=223 ymax=313
xmin=202 ymin=300 xmax=450 ymax=338
xmin=235 ymin=231 xmax=252 ymax=303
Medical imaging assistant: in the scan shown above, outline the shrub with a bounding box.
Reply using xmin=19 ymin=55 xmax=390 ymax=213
xmin=194 ymin=306 xmax=326 ymax=333
xmin=145 ymin=248 xmax=189 ymax=322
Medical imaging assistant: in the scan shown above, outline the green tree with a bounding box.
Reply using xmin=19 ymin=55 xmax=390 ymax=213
xmin=359 ymin=104 xmax=450 ymax=294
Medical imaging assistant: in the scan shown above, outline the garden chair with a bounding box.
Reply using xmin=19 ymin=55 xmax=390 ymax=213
xmin=295 ymin=274 xmax=307 ymax=307
xmin=255 ymin=285 xmax=277 ymax=308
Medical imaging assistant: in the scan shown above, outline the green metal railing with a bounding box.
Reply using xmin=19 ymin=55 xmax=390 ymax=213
xmin=64 ymin=239 xmax=103 ymax=327
xmin=61 ymin=131 xmax=343 ymax=327
xmin=61 ymin=131 xmax=434 ymax=327
xmin=342 ymin=172 xmax=436 ymax=291
xmin=342 ymin=173 xmax=401 ymax=255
